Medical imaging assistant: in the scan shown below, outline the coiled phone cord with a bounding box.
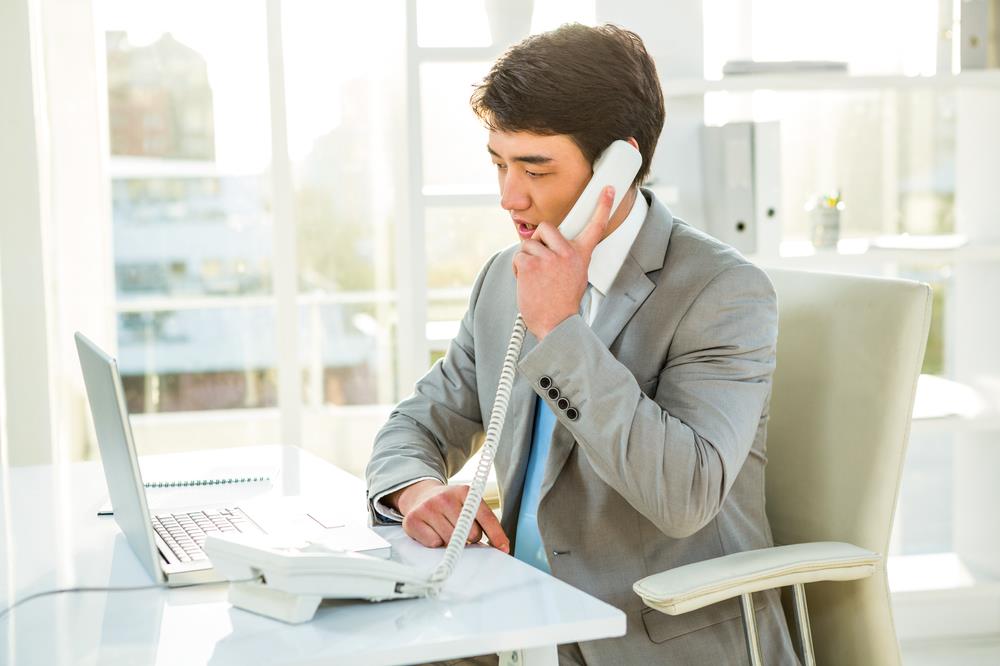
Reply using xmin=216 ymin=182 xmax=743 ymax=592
xmin=420 ymin=314 xmax=527 ymax=595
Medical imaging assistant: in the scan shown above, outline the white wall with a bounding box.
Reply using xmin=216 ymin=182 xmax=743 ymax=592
xmin=953 ymin=89 xmax=1000 ymax=580
xmin=0 ymin=0 xmax=114 ymax=466
xmin=0 ymin=0 xmax=58 ymax=466
xmin=42 ymin=0 xmax=117 ymax=464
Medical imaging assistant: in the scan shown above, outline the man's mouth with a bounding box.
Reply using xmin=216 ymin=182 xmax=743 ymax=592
xmin=515 ymin=220 xmax=538 ymax=239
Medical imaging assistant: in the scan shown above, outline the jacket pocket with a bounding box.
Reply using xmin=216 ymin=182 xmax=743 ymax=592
xmin=641 ymin=595 xmax=766 ymax=644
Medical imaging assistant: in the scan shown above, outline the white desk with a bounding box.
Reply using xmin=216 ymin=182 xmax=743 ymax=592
xmin=0 ymin=446 xmax=625 ymax=665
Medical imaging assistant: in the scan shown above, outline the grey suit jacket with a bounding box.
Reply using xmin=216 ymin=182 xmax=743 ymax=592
xmin=366 ymin=190 xmax=797 ymax=665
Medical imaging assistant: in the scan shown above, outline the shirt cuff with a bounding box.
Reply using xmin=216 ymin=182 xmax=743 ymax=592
xmin=371 ymin=476 xmax=439 ymax=523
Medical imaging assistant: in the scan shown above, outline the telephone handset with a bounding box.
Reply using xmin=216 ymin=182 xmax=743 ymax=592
xmin=556 ymin=139 xmax=643 ymax=240
xmin=204 ymin=141 xmax=642 ymax=623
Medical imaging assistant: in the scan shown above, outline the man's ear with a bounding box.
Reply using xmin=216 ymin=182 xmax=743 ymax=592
xmin=626 ymin=136 xmax=640 ymax=151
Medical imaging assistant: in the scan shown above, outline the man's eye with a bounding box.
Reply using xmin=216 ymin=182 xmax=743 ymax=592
xmin=494 ymin=163 xmax=507 ymax=171
xmin=525 ymin=170 xmax=545 ymax=178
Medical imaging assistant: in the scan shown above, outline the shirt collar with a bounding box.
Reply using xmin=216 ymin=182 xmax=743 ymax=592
xmin=588 ymin=189 xmax=649 ymax=295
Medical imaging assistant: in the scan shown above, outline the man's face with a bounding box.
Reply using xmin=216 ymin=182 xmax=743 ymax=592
xmin=487 ymin=130 xmax=592 ymax=241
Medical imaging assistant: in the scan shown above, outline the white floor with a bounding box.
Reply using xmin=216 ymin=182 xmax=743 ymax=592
xmin=901 ymin=636 xmax=1000 ymax=665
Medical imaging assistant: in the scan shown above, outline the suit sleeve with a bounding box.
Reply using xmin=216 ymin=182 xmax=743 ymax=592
xmin=364 ymin=253 xmax=499 ymax=525
xmin=516 ymin=263 xmax=778 ymax=538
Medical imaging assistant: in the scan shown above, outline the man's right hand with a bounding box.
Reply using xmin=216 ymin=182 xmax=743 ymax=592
xmin=388 ymin=479 xmax=510 ymax=553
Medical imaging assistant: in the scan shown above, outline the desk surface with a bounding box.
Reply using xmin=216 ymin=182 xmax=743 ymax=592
xmin=0 ymin=446 xmax=625 ymax=665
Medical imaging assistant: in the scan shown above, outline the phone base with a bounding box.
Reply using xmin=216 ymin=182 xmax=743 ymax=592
xmin=228 ymin=580 xmax=324 ymax=624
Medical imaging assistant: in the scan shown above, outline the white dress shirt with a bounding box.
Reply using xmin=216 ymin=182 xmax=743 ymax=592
xmin=584 ymin=188 xmax=648 ymax=324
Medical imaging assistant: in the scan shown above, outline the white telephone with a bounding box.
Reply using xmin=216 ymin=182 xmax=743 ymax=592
xmin=204 ymin=140 xmax=642 ymax=623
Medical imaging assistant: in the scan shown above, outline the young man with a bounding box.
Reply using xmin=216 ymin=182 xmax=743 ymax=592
xmin=366 ymin=23 xmax=797 ymax=665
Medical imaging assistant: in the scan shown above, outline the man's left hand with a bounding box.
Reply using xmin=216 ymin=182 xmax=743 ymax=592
xmin=512 ymin=186 xmax=614 ymax=339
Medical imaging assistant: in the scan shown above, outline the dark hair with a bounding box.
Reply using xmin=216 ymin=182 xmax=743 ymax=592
xmin=470 ymin=23 xmax=665 ymax=187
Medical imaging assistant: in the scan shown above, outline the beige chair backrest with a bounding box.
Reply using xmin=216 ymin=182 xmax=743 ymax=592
xmin=763 ymin=269 xmax=932 ymax=666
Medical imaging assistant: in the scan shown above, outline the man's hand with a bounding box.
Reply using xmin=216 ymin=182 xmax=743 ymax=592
xmin=512 ymin=186 xmax=614 ymax=339
xmin=388 ymin=479 xmax=510 ymax=552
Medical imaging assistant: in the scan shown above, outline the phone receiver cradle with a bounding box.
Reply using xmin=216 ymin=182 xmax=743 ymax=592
xmin=204 ymin=532 xmax=429 ymax=624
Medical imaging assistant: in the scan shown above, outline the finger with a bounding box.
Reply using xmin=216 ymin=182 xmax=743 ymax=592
xmin=444 ymin=487 xmax=486 ymax=546
xmin=403 ymin=514 xmax=444 ymax=548
xmin=512 ymin=252 xmax=539 ymax=278
xmin=421 ymin=509 xmax=456 ymax=546
xmin=412 ymin=491 xmax=459 ymax=543
xmin=475 ymin=500 xmax=510 ymax=552
xmin=466 ymin=522 xmax=484 ymax=544
xmin=437 ymin=488 xmax=485 ymax=546
xmin=432 ymin=488 xmax=468 ymax=528
xmin=518 ymin=237 xmax=556 ymax=258
xmin=443 ymin=488 xmax=483 ymax=544
xmin=530 ymin=222 xmax=573 ymax=256
xmin=573 ymin=185 xmax=615 ymax=258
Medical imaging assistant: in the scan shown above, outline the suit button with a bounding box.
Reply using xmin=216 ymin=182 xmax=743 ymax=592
xmin=566 ymin=407 xmax=579 ymax=421
xmin=539 ymin=376 xmax=552 ymax=390
xmin=556 ymin=397 xmax=570 ymax=411
xmin=546 ymin=387 xmax=560 ymax=400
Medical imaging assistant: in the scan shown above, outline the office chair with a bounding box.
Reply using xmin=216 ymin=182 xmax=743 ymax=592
xmin=633 ymin=269 xmax=932 ymax=665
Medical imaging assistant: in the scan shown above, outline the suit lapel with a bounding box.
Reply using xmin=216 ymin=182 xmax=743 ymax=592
xmin=540 ymin=421 xmax=575 ymax=500
xmin=591 ymin=256 xmax=656 ymax=348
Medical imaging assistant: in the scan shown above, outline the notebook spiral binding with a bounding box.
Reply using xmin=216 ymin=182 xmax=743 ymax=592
xmin=143 ymin=475 xmax=271 ymax=488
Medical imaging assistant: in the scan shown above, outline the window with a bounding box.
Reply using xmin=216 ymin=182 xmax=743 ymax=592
xmin=99 ymin=1 xmax=276 ymax=421
xmin=281 ymin=0 xmax=403 ymax=409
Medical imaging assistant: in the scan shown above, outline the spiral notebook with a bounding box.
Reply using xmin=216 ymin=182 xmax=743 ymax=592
xmin=141 ymin=465 xmax=278 ymax=488
xmin=97 ymin=465 xmax=278 ymax=516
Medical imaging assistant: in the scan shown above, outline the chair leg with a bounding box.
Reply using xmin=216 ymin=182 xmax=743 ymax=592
xmin=739 ymin=592 xmax=764 ymax=666
xmin=791 ymin=583 xmax=817 ymax=666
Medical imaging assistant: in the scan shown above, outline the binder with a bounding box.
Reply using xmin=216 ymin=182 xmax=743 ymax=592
xmin=938 ymin=0 xmax=955 ymax=74
xmin=993 ymin=0 xmax=1000 ymax=67
xmin=700 ymin=121 xmax=782 ymax=258
xmin=958 ymin=0 xmax=1000 ymax=69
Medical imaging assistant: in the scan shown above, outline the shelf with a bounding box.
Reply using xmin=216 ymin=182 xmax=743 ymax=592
xmin=909 ymin=374 xmax=1000 ymax=436
xmin=108 ymin=156 xmax=262 ymax=179
xmin=911 ymin=413 xmax=1000 ymax=437
xmin=749 ymin=237 xmax=1000 ymax=269
xmin=422 ymin=188 xmax=498 ymax=207
xmin=663 ymin=70 xmax=1000 ymax=98
xmin=415 ymin=46 xmax=503 ymax=63
xmin=114 ymin=290 xmax=397 ymax=313
xmin=889 ymin=552 xmax=993 ymax=593
xmin=890 ymin=552 xmax=1000 ymax=640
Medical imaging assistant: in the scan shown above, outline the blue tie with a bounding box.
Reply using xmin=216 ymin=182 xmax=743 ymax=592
xmin=513 ymin=286 xmax=592 ymax=573
xmin=514 ymin=396 xmax=557 ymax=573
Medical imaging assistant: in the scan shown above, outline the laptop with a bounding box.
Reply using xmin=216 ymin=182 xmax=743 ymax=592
xmin=75 ymin=332 xmax=391 ymax=586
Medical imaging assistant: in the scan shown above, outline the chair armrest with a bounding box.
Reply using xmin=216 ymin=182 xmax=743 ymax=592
xmin=633 ymin=541 xmax=879 ymax=615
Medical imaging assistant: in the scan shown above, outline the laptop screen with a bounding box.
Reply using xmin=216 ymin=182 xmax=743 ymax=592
xmin=76 ymin=332 xmax=165 ymax=584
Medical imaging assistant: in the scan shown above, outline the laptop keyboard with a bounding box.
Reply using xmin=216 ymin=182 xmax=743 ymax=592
xmin=152 ymin=508 xmax=257 ymax=563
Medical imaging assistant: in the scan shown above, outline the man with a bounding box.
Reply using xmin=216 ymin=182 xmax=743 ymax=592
xmin=366 ymin=23 xmax=797 ymax=665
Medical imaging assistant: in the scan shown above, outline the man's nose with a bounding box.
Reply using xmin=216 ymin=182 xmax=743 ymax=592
xmin=500 ymin=173 xmax=529 ymax=211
